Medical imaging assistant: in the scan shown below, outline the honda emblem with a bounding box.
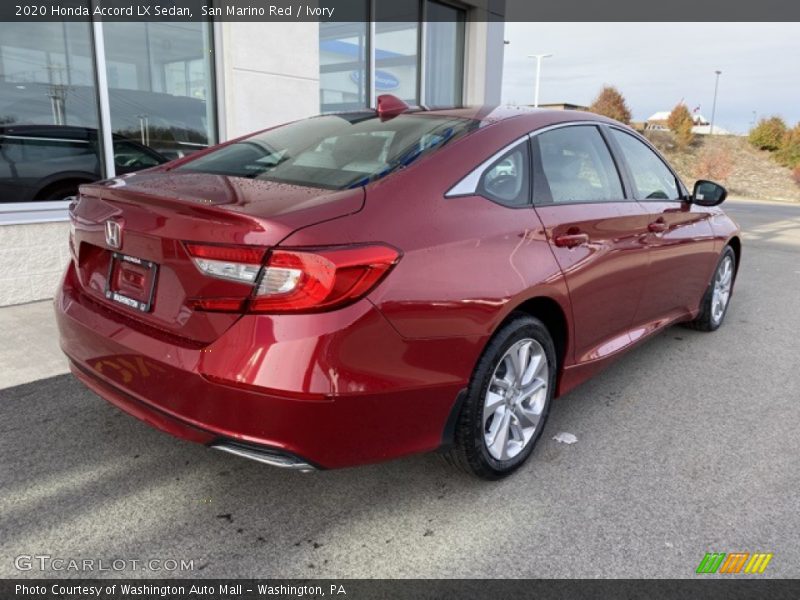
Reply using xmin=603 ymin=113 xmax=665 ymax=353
xmin=105 ymin=220 xmax=122 ymax=250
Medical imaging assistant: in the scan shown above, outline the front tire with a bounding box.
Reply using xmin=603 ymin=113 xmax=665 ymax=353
xmin=687 ymin=246 xmax=736 ymax=332
xmin=444 ymin=314 xmax=556 ymax=480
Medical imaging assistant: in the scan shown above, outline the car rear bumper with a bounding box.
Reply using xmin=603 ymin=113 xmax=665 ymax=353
xmin=69 ymin=360 xmax=319 ymax=470
xmin=56 ymin=263 xmax=477 ymax=469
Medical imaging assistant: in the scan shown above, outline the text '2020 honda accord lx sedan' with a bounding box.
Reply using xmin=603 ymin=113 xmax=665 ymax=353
xmin=56 ymin=95 xmax=740 ymax=479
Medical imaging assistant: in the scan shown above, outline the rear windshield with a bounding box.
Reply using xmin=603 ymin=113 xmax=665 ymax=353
xmin=176 ymin=112 xmax=477 ymax=189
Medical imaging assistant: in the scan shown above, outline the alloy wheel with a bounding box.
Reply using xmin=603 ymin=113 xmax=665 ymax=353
xmin=711 ymin=255 xmax=733 ymax=324
xmin=483 ymin=338 xmax=549 ymax=461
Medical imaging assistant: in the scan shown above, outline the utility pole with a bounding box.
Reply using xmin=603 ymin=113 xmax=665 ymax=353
xmin=710 ymin=70 xmax=722 ymax=135
xmin=527 ymin=53 xmax=553 ymax=108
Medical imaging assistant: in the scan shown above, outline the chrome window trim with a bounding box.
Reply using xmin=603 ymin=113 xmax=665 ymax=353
xmin=445 ymin=121 xmax=598 ymax=198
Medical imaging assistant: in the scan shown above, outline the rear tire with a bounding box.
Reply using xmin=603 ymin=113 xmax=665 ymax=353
xmin=686 ymin=246 xmax=736 ymax=332
xmin=444 ymin=314 xmax=556 ymax=480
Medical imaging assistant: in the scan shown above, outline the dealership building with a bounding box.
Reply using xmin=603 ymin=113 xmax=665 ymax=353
xmin=0 ymin=3 xmax=503 ymax=306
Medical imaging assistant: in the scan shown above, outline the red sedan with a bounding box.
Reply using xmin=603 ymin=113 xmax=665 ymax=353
xmin=56 ymin=96 xmax=740 ymax=479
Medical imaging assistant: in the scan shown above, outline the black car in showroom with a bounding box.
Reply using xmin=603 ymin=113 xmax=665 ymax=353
xmin=0 ymin=124 xmax=168 ymax=202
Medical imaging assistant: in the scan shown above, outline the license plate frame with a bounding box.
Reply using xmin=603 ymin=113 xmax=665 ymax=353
xmin=104 ymin=252 xmax=159 ymax=313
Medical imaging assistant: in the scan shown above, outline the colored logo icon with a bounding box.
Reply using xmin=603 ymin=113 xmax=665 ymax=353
xmin=696 ymin=552 xmax=773 ymax=574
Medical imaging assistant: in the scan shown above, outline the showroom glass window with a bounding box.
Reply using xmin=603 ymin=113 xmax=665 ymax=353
xmin=102 ymin=22 xmax=217 ymax=163
xmin=318 ymin=1 xmax=465 ymax=111
xmin=0 ymin=19 xmax=101 ymax=202
xmin=425 ymin=2 xmax=465 ymax=107
xmin=320 ymin=13 xmax=369 ymax=112
xmin=375 ymin=1 xmax=420 ymax=105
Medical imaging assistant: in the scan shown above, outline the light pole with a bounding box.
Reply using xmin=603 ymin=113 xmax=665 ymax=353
xmin=528 ymin=53 xmax=553 ymax=108
xmin=710 ymin=70 xmax=722 ymax=135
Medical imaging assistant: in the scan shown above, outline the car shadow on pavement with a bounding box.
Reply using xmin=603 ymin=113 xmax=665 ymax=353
xmin=0 ymin=372 xmax=500 ymax=576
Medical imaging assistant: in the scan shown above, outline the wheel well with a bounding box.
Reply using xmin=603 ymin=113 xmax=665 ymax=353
xmin=440 ymin=296 xmax=570 ymax=450
xmin=34 ymin=178 xmax=91 ymax=201
xmin=727 ymin=236 xmax=742 ymax=276
xmin=507 ymin=297 xmax=569 ymax=369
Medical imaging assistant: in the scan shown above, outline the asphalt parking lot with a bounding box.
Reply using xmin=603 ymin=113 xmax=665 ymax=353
xmin=1 ymin=199 xmax=798 ymax=579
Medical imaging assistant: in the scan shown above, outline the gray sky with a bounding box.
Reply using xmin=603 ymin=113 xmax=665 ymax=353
xmin=501 ymin=23 xmax=800 ymax=133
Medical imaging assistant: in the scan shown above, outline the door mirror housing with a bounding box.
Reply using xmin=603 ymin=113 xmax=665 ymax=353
xmin=692 ymin=180 xmax=727 ymax=206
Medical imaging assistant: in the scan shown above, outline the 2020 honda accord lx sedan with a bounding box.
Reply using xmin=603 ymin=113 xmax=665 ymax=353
xmin=56 ymin=95 xmax=741 ymax=479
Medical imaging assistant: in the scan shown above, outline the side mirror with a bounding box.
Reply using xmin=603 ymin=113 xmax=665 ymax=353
xmin=692 ymin=180 xmax=727 ymax=206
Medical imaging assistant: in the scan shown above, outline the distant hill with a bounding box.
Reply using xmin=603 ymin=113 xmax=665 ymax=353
xmin=647 ymin=132 xmax=800 ymax=203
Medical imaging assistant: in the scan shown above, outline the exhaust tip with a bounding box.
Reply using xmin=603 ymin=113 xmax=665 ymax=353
xmin=211 ymin=441 xmax=316 ymax=472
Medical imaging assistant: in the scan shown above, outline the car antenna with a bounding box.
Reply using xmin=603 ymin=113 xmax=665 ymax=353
xmin=376 ymin=94 xmax=410 ymax=120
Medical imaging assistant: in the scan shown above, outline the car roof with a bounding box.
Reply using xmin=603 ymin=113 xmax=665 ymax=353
xmin=324 ymin=105 xmax=619 ymax=131
xmin=413 ymin=105 xmax=615 ymax=129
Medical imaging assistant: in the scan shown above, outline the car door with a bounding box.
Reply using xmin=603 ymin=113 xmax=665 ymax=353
xmin=606 ymin=127 xmax=719 ymax=328
xmin=531 ymin=124 xmax=651 ymax=364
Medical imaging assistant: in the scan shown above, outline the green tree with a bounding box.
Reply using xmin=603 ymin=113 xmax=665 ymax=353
xmin=588 ymin=86 xmax=632 ymax=125
xmin=776 ymin=123 xmax=800 ymax=168
xmin=748 ymin=116 xmax=787 ymax=151
xmin=667 ymin=103 xmax=694 ymax=149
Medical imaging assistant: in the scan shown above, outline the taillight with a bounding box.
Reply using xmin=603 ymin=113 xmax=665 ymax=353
xmin=251 ymin=245 xmax=400 ymax=313
xmin=184 ymin=242 xmax=400 ymax=313
xmin=185 ymin=243 xmax=265 ymax=284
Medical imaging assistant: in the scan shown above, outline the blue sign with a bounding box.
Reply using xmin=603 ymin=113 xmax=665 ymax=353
xmin=350 ymin=70 xmax=400 ymax=91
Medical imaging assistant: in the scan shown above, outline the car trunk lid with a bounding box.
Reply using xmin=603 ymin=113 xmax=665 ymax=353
xmin=70 ymin=170 xmax=364 ymax=345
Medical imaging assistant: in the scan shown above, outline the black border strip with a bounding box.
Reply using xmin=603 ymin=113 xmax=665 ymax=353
xmin=2 ymin=0 xmax=800 ymax=22
xmin=3 ymin=579 xmax=800 ymax=599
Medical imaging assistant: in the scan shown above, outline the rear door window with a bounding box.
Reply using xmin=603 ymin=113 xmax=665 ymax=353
xmin=533 ymin=125 xmax=624 ymax=204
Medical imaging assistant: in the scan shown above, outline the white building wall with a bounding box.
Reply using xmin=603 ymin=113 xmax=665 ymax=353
xmin=218 ymin=22 xmax=320 ymax=139
xmin=0 ymin=222 xmax=69 ymax=306
xmin=464 ymin=20 xmax=504 ymax=105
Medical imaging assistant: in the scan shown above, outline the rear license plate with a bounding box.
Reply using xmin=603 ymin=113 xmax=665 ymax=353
xmin=105 ymin=252 xmax=158 ymax=313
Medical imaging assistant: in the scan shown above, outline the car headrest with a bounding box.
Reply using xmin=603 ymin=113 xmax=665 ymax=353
xmin=548 ymin=150 xmax=583 ymax=180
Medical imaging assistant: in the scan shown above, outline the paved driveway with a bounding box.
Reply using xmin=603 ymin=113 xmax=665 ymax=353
xmin=1 ymin=199 xmax=798 ymax=578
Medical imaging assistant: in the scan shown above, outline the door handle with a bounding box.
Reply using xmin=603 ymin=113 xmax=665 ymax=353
xmin=648 ymin=218 xmax=668 ymax=233
xmin=553 ymin=232 xmax=589 ymax=248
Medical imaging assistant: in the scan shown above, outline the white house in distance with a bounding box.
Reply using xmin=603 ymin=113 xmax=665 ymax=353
xmin=645 ymin=110 xmax=732 ymax=135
